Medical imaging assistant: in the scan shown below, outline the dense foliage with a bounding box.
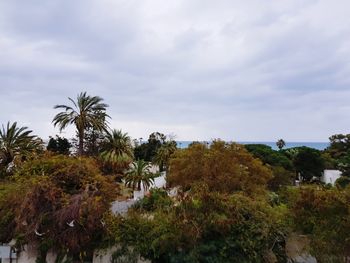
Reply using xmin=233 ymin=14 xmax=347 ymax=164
xmin=107 ymin=186 xmax=289 ymax=263
xmin=0 ymin=155 xmax=118 ymax=261
xmin=292 ymin=147 xmax=325 ymax=182
xmin=244 ymin=144 xmax=292 ymax=170
xmin=285 ymin=186 xmax=350 ymax=262
xmin=46 ymin=135 xmax=71 ymax=155
xmin=0 ymin=122 xmax=43 ymax=176
xmin=134 ymin=132 xmax=175 ymax=162
xmin=168 ymin=141 xmax=272 ymax=195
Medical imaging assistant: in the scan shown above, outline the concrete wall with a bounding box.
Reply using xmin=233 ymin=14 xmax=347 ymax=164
xmin=321 ymin=170 xmax=341 ymax=185
xmin=132 ymin=173 xmax=167 ymax=201
xmin=2 ymin=246 xmax=57 ymax=263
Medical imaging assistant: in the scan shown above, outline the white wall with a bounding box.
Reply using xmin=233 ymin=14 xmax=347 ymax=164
xmin=133 ymin=173 xmax=167 ymax=200
xmin=321 ymin=170 xmax=341 ymax=185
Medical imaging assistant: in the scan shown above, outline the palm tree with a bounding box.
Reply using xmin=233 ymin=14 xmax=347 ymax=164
xmin=100 ymin=129 xmax=133 ymax=174
xmin=276 ymin=139 xmax=286 ymax=150
xmin=52 ymin=92 xmax=109 ymax=155
xmin=124 ymin=160 xmax=155 ymax=191
xmin=0 ymin=122 xmax=42 ymax=173
xmin=153 ymin=141 xmax=177 ymax=173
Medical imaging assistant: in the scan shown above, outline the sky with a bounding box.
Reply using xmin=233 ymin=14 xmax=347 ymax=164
xmin=0 ymin=0 xmax=350 ymax=142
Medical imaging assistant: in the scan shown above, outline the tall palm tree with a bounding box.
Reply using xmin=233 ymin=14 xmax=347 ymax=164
xmin=124 ymin=160 xmax=155 ymax=191
xmin=276 ymin=139 xmax=286 ymax=150
xmin=52 ymin=92 xmax=109 ymax=155
xmin=100 ymin=129 xmax=133 ymax=174
xmin=0 ymin=122 xmax=42 ymax=173
xmin=153 ymin=141 xmax=177 ymax=173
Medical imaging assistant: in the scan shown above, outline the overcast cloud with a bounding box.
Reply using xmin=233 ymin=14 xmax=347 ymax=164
xmin=0 ymin=0 xmax=349 ymax=141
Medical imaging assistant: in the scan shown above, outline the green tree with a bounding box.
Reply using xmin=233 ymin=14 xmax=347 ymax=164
xmin=47 ymin=135 xmax=71 ymax=155
xmin=276 ymin=139 xmax=286 ymax=150
xmin=134 ymin=132 xmax=166 ymax=161
xmin=100 ymin=129 xmax=133 ymax=176
xmin=0 ymin=122 xmax=42 ymax=175
xmin=245 ymin=144 xmax=293 ymax=170
xmin=327 ymin=134 xmax=350 ymax=158
xmin=52 ymin=92 xmax=109 ymax=156
xmin=153 ymin=140 xmax=177 ymax=172
xmin=125 ymin=160 xmax=155 ymax=191
xmin=293 ymin=147 xmax=325 ymax=182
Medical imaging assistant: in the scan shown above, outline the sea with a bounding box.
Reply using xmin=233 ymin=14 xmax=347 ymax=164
xmin=176 ymin=141 xmax=329 ymax=151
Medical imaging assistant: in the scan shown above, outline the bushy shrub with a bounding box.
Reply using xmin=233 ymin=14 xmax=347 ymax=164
xmin=133 ymin=188 xmax=173 ymax=212
xmin=287 ymin=186 xmax=350 ymax=261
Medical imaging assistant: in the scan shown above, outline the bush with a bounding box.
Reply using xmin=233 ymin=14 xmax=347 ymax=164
xmin=287 ymin=186 xmax=350 ymax=261
xmin=335 ymin=176 xmax=350 ymax=189
xmin=133 ymin=188 xmax=173 ymax=212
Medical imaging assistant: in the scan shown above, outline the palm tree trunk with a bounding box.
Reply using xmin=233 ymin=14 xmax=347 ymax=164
xmin=78 ymin=129 xmax=84 ymax=156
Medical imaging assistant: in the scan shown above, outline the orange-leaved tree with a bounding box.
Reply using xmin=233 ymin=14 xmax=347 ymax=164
xmin=168 ymin=140 xmax=272 ymax=195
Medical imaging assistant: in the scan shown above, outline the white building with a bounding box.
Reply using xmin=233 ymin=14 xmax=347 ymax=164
xmin=321 ymin=169 xmax=342 ymax=185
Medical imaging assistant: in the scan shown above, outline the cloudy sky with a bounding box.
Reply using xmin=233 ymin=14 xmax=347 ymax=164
xmin=0 ymin=0 xmax=349 ymax=142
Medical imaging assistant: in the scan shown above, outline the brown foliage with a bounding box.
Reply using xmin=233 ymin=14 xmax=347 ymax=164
xmin=11 ymin=155 xmax=119 ymax=256
xmin=168 ymin=140 xmax=272 ymax=195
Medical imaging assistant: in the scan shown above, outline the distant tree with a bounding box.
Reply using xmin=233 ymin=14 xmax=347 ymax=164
xmin=276 ymin=139 xmax=286 ymax=150
xmin=100 ymin=129 xmax=133 ymax=176
xmin=125 ymin=160 xmax=156 ymax=191
xmin=327 ymin=134 xmax=350 ymax=158
xmin=0 ymin=122 xmax=42 ymax=175
xmin=153 ymin=141 xmax=177 ymax=172
xmin=245 ymin=144 xmax=293 ymax=170
xmin=52 ymin=92 xmax=109 ymax=156
xmin=293 ymin=147 xmax=325 ymax=182
xmin=47 ymin=135 xmax=71 ymax=155
xmin=134 ymin=132 xmax=167 ymax=161
xmin=83 ymin=127 xmax=106 ymax=156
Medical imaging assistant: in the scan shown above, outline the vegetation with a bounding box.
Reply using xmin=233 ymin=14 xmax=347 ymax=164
xmin=168 ymin=141 xmax=272 ymax=195
xmin=276 ymin=139 xmax=286 ymax=150
xmin=124 ymin=160 xmax=156 ymax=191
xmin=0 ymin=122 xmax=43 ymax=176
xmin=100 ymin=129 xmax=133 ymax=177
xmin=285 ymin=186 xmax=350 ymax=262
xmin=47 ymin=135 xmax=71 ymax=155
xmin=2 ymin=92 xmax=350 ymax=262
xmin=106 ymin=185 xmax=289 ymax=263
xmin=153 ymin=140 xmax=177 ymax=172
xmin=1 ymin=154 xmax=118 ymax=261
xmin=134 ymin=132 xmax=172 ymax=162
xmin=245 ymin=144 xmax=292 ymax=170
xmin=293 ymin=147 xmax=325 ymax=182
